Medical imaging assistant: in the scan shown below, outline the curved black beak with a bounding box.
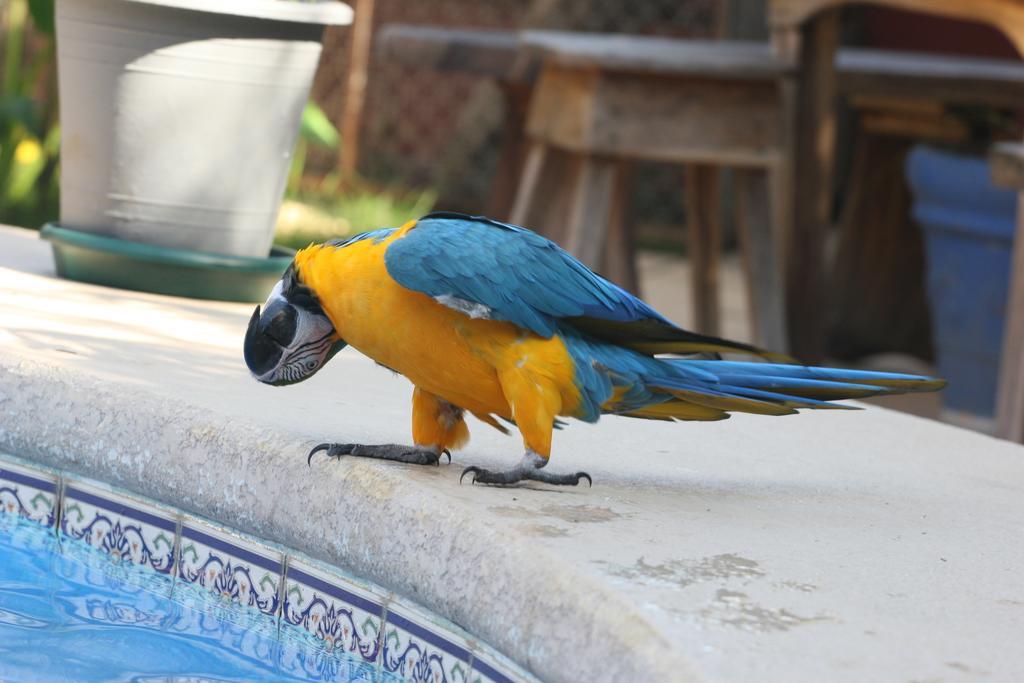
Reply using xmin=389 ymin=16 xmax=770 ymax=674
xmin=244 ymin=305 xmax=284 ymax=378
xmin=243 ymin=292 xmax=346 ymax=386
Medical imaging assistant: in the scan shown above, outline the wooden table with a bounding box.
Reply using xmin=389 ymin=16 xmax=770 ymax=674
xmin=766 ymin=0 xmax=1024 ymax=364
xmin=514 ymin=35 xmax=794 ymax=349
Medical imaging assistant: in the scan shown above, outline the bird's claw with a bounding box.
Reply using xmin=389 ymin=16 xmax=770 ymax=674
xmin=307 ymin=442 xmax=356 ymax=467
xmin=460 ymin=466 xmax=481 ymax=485
xmin=458 ymin=464 xmax=592 ymax=487
xmin=307 ymin=442 xmax=446 ymax=467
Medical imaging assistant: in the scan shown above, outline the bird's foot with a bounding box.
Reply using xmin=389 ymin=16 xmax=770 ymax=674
xmin=460 ymin=451 xmax=591 ymax=487
xmin=308 ymin=443 xmax=451 ymax=467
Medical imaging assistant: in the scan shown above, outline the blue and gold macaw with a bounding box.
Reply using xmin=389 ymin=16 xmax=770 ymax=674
xmin=244 ymin=213 xmax=944 ymax=486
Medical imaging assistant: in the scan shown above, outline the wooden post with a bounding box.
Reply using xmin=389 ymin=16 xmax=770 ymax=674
xmin=736 ymin=167 xmax=789 ymax=351
xmin=488 ymin=82 xmax=534 ymax=221
xmin=601 ymin=161 xmax=638 ymax=293
xmin=340 ymin=0 xmax=376 ymax=177
xmin=509 ymin=142 xmax=548 ymax=227
xmin=564 ymin=156 xmax=618 ymax=268
xmin=685 ymin=164 xmax=723 ymax=336
xmin=509 ymin=144 xmax=580 ymax=245
xmin=783 ymin=8 xmax=839 ymax=363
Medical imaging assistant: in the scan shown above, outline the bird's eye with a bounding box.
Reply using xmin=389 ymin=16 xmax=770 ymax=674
xmin=306 ymin=361 xmax=317 ymax=370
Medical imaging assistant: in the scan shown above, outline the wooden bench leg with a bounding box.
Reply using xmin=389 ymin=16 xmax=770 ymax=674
xmin=783 ymin=9 xmax=839 ymax=363
xmin=736 ymin=167 xmax=789 ymax=352
xmin=684 ymin=164 xmax=722 ymax=336
xmin=488 ymin=82 xmax=532 ymax=221
xmin=601 ymin=161 xmax=638 ymax=294
xmin=565 ymin=155 xmax=619 ymax=269
xmin=509 ymin=141 xmax=547 ymax=228
xmin=509 ymin=142 xmax=579 ymax=245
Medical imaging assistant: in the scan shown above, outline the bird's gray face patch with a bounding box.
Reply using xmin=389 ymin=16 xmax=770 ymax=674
xmin=435 ymin=294 xmax=492 ymax=319
xmin=244 ymin=280 xmax=344 ymax=386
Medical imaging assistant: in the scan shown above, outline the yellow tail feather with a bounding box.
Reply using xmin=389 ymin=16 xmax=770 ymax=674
xmin=620 ymin=400 xmax=729 ymax=422
xmin=666 ymin=388 xmax=797 ymax=416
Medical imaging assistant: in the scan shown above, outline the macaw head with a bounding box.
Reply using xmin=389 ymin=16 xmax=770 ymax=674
xmin=244 ymin=262 xmax=346 ymax=386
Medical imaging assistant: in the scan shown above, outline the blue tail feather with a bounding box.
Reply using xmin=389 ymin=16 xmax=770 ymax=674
xmin=683 ymin=360 xmax=943 ymax=388
xmin=711 ymin=374 xmax=885 ymax=396
xmin=561 ymin=327 xmax=944 ymax=421
xmin=714 ymin=384 xmax=859 ymax=410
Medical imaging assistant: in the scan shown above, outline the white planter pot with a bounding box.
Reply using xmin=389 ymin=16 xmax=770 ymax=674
xmin=56 ymin=0 xmax=352 ymax=257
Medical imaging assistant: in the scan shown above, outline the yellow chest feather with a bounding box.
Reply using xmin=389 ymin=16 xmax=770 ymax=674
xmin=293 ymin=229 xmax=580 ymax=418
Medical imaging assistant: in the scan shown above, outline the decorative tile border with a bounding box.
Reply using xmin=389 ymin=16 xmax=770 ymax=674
xmin=469 ymin=649 xmax=530 ymax=683
xmin=61 ymin=479 xmax=177 ymax=574
xmin=382 ymin=600 xmax=474 ymax=683
xmin=0 ymin=459 xmax=58 ymax=527
xmin=0 ymin=453 xmax=536 ymax=683
xmin=178 ymin=517 xmax=283 ymax=617
xmin=283 ymin=557 xmax=387 ymax=664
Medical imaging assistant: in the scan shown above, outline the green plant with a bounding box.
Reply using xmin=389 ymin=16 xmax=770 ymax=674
xmin=288 ymin=101 xmax=341 ymax=195
xmin=277 ymin=99 xmax=437 ymax=249
xmin=275 ymin=182 xmax=437 ymax=250
xmin=0 ymin=0 xmax=59 ymax=228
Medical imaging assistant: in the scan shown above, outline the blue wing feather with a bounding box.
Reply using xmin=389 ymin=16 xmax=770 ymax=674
xmin=328 ymin=228 xmax=395 ymax=249
xmin=385 ymin=213 xmax=772 ymax=358
xmin=386 ymin=213 xmax=692 ymax=338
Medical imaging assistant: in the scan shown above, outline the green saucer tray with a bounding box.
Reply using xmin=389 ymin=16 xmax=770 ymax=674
xmin=40 ymin=223 xmax=294 ymax=303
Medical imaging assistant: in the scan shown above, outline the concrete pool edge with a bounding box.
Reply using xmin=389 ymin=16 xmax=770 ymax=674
xmin=0 ymin=352 xmax=703 ymax=683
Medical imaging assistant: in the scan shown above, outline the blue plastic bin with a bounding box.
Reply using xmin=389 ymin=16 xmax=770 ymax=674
xmin=906 ymin=145 xmax=1019 ymax=417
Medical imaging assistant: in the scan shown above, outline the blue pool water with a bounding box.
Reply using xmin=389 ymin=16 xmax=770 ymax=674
xmin=0 ymin=515 xmax=398 ymax=682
